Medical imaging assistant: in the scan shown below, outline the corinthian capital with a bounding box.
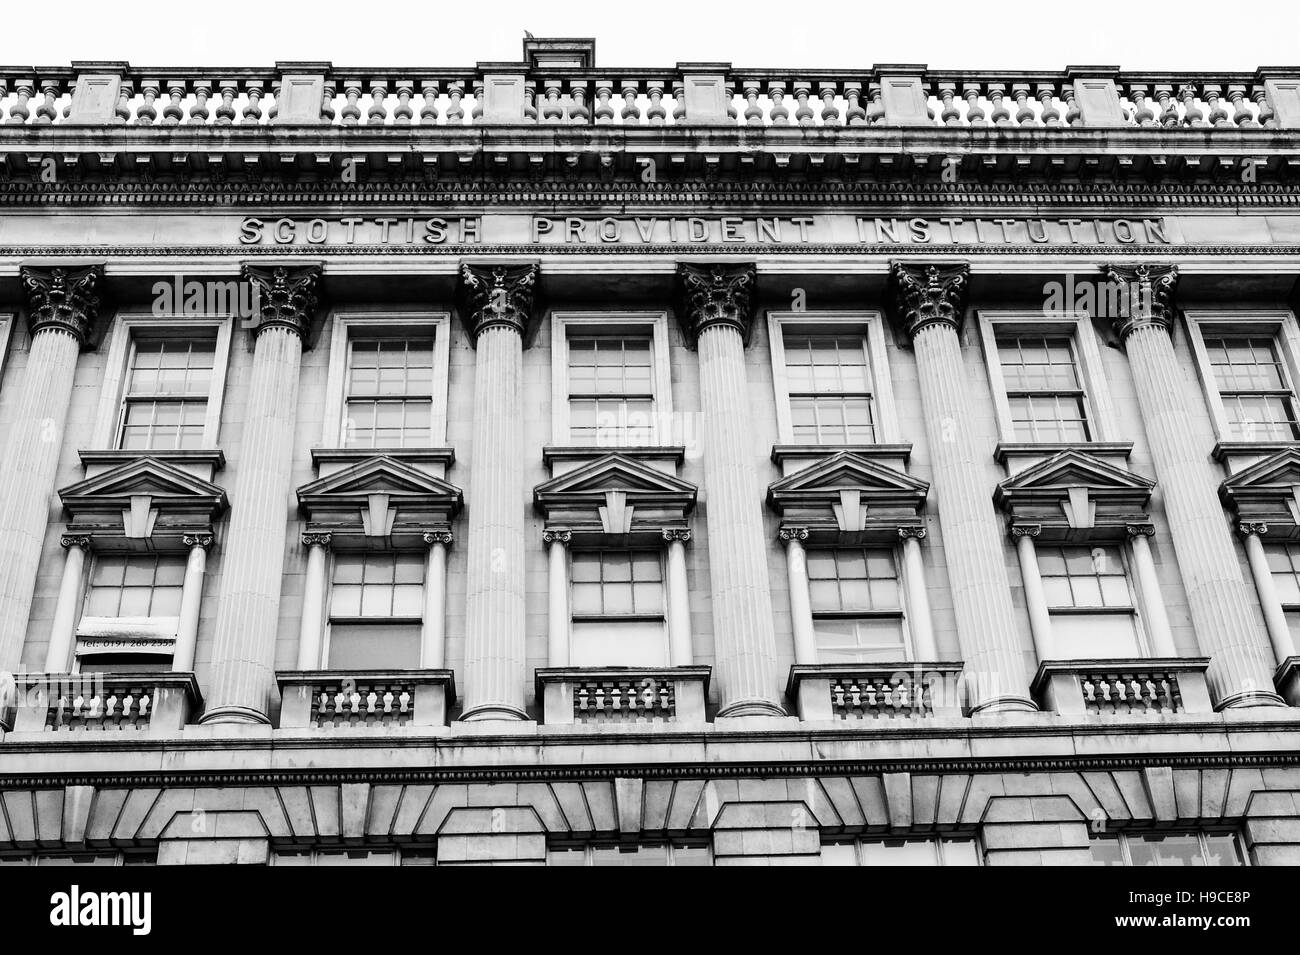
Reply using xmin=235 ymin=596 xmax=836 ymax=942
xmin=676 ymin=263 xmax=757 ymax=345
xmin=888 ymin=262 xmax=969 ymax=342
xmin=242 ymin=264 xmax=325 ymax=342
xmin=1102 ymin=264 xmax=1179 ymax=342
xmin=457 ymin=263 xmax=541 ymax=344
xmin=21 ymin=264 xmax=105 ymax=347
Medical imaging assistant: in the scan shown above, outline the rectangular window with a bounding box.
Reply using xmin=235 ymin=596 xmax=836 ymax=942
xmin=806 ymin=547 xmax=906 ymax=662
xmin=783 ymin=333 xmax=875 ymax=444
xmin=566 ymin=336 xmax=655 ymax=445
xmin=343 ymin=337 xmax=435 ymax=449
xmin=326 ymin=553 xmax=424 ymax=669
xmin=1204 ymin=336 xmax=1300 ymax=441
xmin=1038 ymin=544 xmax=1140 ymax=658
xmin=569 ymin=550 xmax=666 ymax=666
xmin=996 ymin=335 xmax=1090 ymax=442
xmin=84 ymin=555 xmax=186 ymax=619
xmin=1090 ymin=831 xmax=1245 ymax=866
xmin=547 ymin=843 xmax=711 ymax=866
xmin=821 ymin=837 xmax=980 ymax=866
xmin=117 ymin=337 xmax=216 ymax=451
xmin=273 ymin=848 xmax=436 ymax=866
xmin=1263 ymin=542 xmax=1300 ymax=654
xmin=0 ymin=851 xmax=156 ymax=867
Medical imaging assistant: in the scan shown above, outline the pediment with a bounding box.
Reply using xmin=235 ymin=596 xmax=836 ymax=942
xmin=1220 ymin=449 xmax=1300 ymax=527
xmin=298 ymin=455 xmax=463 ymax=509
xmin=768 ymin=452 xmax=928 ymax=503
xmin=534 ymin=453 xmax=697 ymax=502
xmin=60 ymin=457 xmax=227 ymax=511
xmin=995 ymin=449 xmax=1155 ymax=499
xmin=767 ymin=452 xmax=928 ymax=534
xmin=1221 ymin=448 xmax=1300 ymax=492
xmin=995 ymin=449 xmax=1153 ymax=531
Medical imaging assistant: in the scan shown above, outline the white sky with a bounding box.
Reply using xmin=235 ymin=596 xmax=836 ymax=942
xmin=8 ymin=0 xmax=1299 ymax=71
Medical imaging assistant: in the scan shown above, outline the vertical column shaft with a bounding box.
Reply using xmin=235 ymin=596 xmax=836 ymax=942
xmin=544 ymin=532 xmax=570 ymax=668
xmin=1240 ymin=527 xmax=1296 ymax=666
xmin=296 ymin=535 xmax=329 ymax=670
xmin=172 ymin=536 xmax=211 ymax=673
xmin=664 ymin=531 xmax=694 ymax=667
xmin=421 ymin=532 xmax=450 ymax=669
xmin=1014 ymin=528 xmax=1054 ymax=663
xmin=900 ymin=530 xmax=937 ymax=660
xmin=43 ymin=536 xmax=89 ymax=673
xmin=782 ymin=529 xmax=818 ymax=666
xmin=1127 ymin=526 xmax=1177 ymax=658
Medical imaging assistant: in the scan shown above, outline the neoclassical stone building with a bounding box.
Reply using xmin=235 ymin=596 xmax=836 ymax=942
xmin=1 ymin=40 xmax=1299 ymax=865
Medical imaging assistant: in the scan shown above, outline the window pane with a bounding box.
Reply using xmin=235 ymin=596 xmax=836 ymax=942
xmin=326 ymin=623 xmax=421 ymax=669
xmin=820 ymin=843 xmax=858 ymax=866
xmin=570 ymin=619 xmax=666 ymax=667
xmin=859 ymin=839 xmax=941 ymax=866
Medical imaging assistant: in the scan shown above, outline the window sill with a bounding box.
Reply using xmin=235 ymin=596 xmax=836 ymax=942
xmin=542 ymin=445 xmax=685 ymax=472
xmin=78 ymin=448 xmax=225 ymax=482
xmin=1212 ymin=440 xmax=1300 ymax=476
xmin=311 ymin=447 xmax=455 ymax=479
xmin=771 ymin=443 xmax=911 ymax=475
xmin=993 ymin=441 xmax=1133 ymax=466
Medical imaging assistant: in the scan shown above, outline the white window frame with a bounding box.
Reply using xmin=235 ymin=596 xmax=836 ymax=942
xmin=91 ymin=311 xmax=234 ymax=450
xmin=546 ymin=841 xmax=712 ymax=866
xmin=74 ymin=551 xmax=187 ymax=655
xmin=322 ymin=311 xmax=451 ymax=449
xmin=821 ymin=835 xmax=983 ymax=866
xmin=976 ymin=310 xmax=1117 ymax=444
xmin=567 ymin=547 xmax=670 ymax=667
xmin=550 ymin=311 xmax=673 ymax=446
xmin=321 ymin=549 xmax=427 ymax=668
xmin=768 ymin=311 xmax=898 ymax=445
xmin=271 ymin=847 xmax=437 ymax=866
xmin=1089 ymin=829 xmax=1247 ymax=866
xmin=1037 ymin=541 xmax=1151 ymax=658
xmin=1184 ymin=309 xmax=1300 ymax=443
xmin=805 ymin=543 xmax=915 ymax=663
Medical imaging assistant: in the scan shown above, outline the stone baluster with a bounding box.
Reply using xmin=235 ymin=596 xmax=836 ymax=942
xmin=242 ymin=81 xmax=263 ymax=124
xmin=421 ymin=531 xmax=453 ymax=669
xmin=1180 ymin=84 xmax=1206 ymax=126
xmin=865 ymin=83 xmax=885 ymax=125
xmin=214 ymin=82 xmax=237 ymax=125
xmin=35 ymin=80 xmax=60 ymax=124
xmin=524 ymin=82 xmax=538 ymax=122
xmin=0 ymin=266 xmax=104 ymax=675
xmin=672 ymin=82 xmax=686 ymax=123
xmin=845 ymin=82 xmax=866 ymax=125
xmin=962 ymin=83 xmax=985 ymax=126
xmin=742 ymin=82 xmax=763 ymax=125
xmin=1154 ymin=84 xmax=1178 ymax=126
xmin=1227 ymin=85 xmax=1256 ymax=128
xmin=819 ymin=82 xmax=841 ymax=125
xmin=367 ymin=81 xmax=389 ymax=125
xmin=1129 ymin=84 xmax=1155 ymax=126
xmin=320 ymin=81 xmax=336 ymax=123
xmin=201 ymin=265 xmax=324 ymax=724
xmin=569 ymin=82 xmax=590 ymax=123
xmin=1253 ymin=86 xmax=1276 ymax=129
xmin=267 ymin=80 xmax=280 ymax=122
xmin=456 ymin=264 xmax=540 ymax=720
xmin=446 ymin=81 xmax=465 ymax=124
xmin=889 ymin=263 xmax=1035 ymax=713
xmin=162 ymin=81 xmax=185 ymax=125
xmin=1062 ymin=84 xmax=1080 ymax=125
xmin=988 ymin=83 xmax=1011 ymax=126
xmin=136 ymin=80 xmax=159 ymax=125
xmin=340 ymin=82 xmax=363 ymax=124
xmin=1038 ymin=83 xmax=1062 ymax=126
xmin=393 ymin=81 xmax=414 ymax=124
xmin=793 ymin=82 xmax=814 ymax=125
xmin=677 ymin=263 xmax=783 ymax=717
xmin=725 ymin=82 xmax=738 ymax=123
xmin=646 ymin=82 xmax=667 ymax=125
xmin=188 ymin=81 xmax=211 ymax=124
xmin=620 ymin=82 xmax=642 ymax=124
xmin=420 ymin=81 xmax=440 ymax=125
xmin=542 ymin=83 xmax=563 ymax=123
xmin=768 ymin=82 xmax=789 ymax=125
xmin=471 ymin=81 xmax=484 ymax=123
xmin=43 ymin=535 xmax=92 ymax=673
xmin=1204 ymin=84 xmax=1229 ymax=127
xmin=1012 ymin=83 xmax=1036 ymax=125
xmin=938 ymin=84 xmax=960 ymax=126
xmin=1103 ymin=264 xmax=1283 ymax=707
xmin=593 ymin=81 xmax=615 ymax=124
xmin=7 ymin=80 xmax=33 ymax=124
xmin=173 ymin=534 xmax=214 ymax=673
xmin=114 ymin=81 xmax=132 ymax=124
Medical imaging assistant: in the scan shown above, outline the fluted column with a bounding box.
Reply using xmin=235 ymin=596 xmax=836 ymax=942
xmin=663 ymin=528 xmax=694 ymax=666
xmin=678 ymin=263 xmax=783 ymax=716
xmin=1105 ymin=264 xmax=1283 ymax=707
xmin=422 ymin=531 xmax=452 ymax=669
xmin=781 ymin=527 xmax=818 ymax=666
xmin=1236 ymin=522 xmax=1296 ymax=668
xmin=296 ymin=531 xmax=331 ymax=670
xmin=544 ymin=529 xmax=571 ymax=668
xmin=457 ymin=263 xmax=539 ymax=720
xmin=43 ymin=534 xmax=91 ymax=673
xmin=898 ymin=527 xmax=938 ymax=660
xmin=890 ymin=263 xmax=1035 ymax=713
xmin=0 ymin=265 xmax=103 ymax=674
xmin=172 ymin=533 xmax=213 ymax=673
xmin=202 ymin=265 xmax=323 ymax=724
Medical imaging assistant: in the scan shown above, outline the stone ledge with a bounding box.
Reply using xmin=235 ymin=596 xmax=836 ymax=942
xmin=786 ymin=662 xmax=965 ymax=722
xmin=276 ymin=668 xmax=456 ymax=729
xmin=1031 ymin=657 xmax=1213 ymax=717
xmin=7 ymin=670 xmax=202 ymax=734
xmin=535 ymin=665 xmax=710 ymax=726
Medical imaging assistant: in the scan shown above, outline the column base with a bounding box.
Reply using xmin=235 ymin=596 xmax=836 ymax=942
xmin=968 ymin=695 xmax=1039 ymax=716
xmin=716 ymin=699 xmax=787 ymax=718
xmin=198 ymin=704 xmax=271 ymax=726
xmin=1214 ymin=688 xmax=1288 ymax=709
xmin=460 ymin=703 xmax=530 ymax=722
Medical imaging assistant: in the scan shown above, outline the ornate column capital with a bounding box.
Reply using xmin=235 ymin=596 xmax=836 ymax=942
xmin=778 ymin=526 xmax=809 ymax=543
xmin=676 ymin=262 xmax=757 ymax=345
xmin=59 ymin=533 xmax=92 ymax=550
xmin=301 ymin=531 xmax=333 ymax=549
xmin=542 ymin=528 xmax=572 ymax=545
xmin=898 ymin=525 xmax=927 ymax=541
xmin=662 ymin=528 xmax=692 ymax=544
xmin=1101 ymin=263 xmax=1179 ymax=342
xmin=183 ymin=533 xmax=215 ymax=550
xmin=423 ymin=529 xmax=454 ymax=547
xmin=1009 ymin=523 xmax=1041 ymax=539
xmin=241 ymin=264 xmax=324 ymax=342
xmin=1126 ymin=522 xmax=1157 ymax=538
xmin=888 ymin=262 xmax=970 ymax=342
xmin=1237 ymin=521 xmax=1269 ymax=538
xmin=21 ymin=264 xmax=105 ymax=347
xmin=457 ymin=263 xmax=541 ymax=344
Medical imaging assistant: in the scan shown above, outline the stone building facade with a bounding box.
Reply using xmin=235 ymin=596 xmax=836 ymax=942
xmin=1 ymin=41 xmax=1300 ymax=865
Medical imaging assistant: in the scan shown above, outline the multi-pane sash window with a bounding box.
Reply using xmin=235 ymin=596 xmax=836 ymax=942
xmin=1204 ymin=336 xmax=1300 ymax=441
xmin=1090 ymin=831 xmax=1244 ymax=866
xmin=567 ymin=336 xmax=655 ymax=445
xmin=118 ymin=338 xmax=215 ymax=450
xmin=569 ymin=550 xmax=666 ymax=666
xmin=547 ymin=843 xmax=712 ymax=866
xmin=783 ymin=334 xmax=874 ymax=444
xmin=806 ymin=548 xmax=906 ymax=662
xmin=344 ymin=338 xmax=435 ymax=449
xmin=821 ymin=837 xmax=980 ymax=866
xmin=273 ymin=848 xmax=436 ymax=866
xmin=1038 ymin=544 xmax=1140 ymax=658
xmin=1263 ymin=542 xmax=1300 ymax=654
xmin=997 ymin=335 xmax=1090 ymax=442
xmin=84 ymin=555 xmax=185 ymax=618
xmin=327 ymin=553 xmax=425 ymax=669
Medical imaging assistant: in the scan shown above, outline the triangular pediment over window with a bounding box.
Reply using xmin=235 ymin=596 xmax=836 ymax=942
xmin=767 ymin=451 xmax=929 ymax=538
xmin=1220 ymin=448 xmax=1300 ymax=529
xmin=533 ymin=453 xmax=696 ymax=539
xmin=994 ymin=449 xmax=1154 ymax=534
xmin=59 ymin=456 xmax=228 ymax=549
xmin=297 ymin=455 xmax=463 ymax=546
